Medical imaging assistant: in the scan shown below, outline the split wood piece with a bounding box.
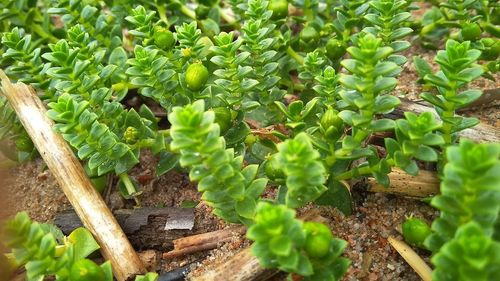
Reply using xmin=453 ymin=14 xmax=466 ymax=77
xmin=368 ymin=169 xmax=440 ymax=198
xmin=163 ymin=225 xmax=246 ymax=259
xmin=388 ymin=236 xmax=432 ymax=281
xmin=191 ymin=247 xmax=278 ymax=281
xmin=395 ymin=99 xmax=500 ymax=143
xmin=0 ymin=72 xmax=146 ymax=281
xmin=190 ymin=211 xmax=325 ymax=281
xmin=54 ymin=207 xmax=194 ymax=250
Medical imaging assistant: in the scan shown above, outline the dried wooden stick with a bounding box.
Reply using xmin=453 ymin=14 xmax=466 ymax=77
xmin=163 ymin=226 xmax=246 ymax=259
xmin=397 ymin=99 xmax=500 ymax=143
xmin=0 ymin=71 xmax=146 ymax=281
xmin=191 ymin=247 xmax=279 ymax=281
xmin=388 ymin=236 xmax=432 ymax=281
xmin=368 ymin=169 xmax=440 ymax=198
xmin=174 ymin=225 xmax=246 ymax=249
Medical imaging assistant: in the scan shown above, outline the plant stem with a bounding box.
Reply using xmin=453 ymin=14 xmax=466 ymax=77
xmin=111 ymin=82 xmax=136 ymax=91
xmin=31 ymin=24 xmax=59 ymax=44
xmin=335 ymin=165 xmax=373 ymax=181
xmin=442 ymin=82 xmax=457 ymax=146
xmin=219 ymin=7 xmax=239 ymax=28
xmin=179 ymin=4 xmax=196 ymax=20
xmin=156 ymin=5 xmax=169 ymax=24
xmin=335 ymin=158 xmax=396 ymax=181
xmin=118 ymin=173 xmax=141 ymax=206
xmin=286 ymin=47 xmax=304 ymax=65
xmin=159 ymin=129 xmax=170 ymax=137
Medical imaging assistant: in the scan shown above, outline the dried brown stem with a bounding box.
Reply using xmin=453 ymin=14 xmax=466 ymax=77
xmin=388 ymin=237 xmax=432 ymax=281
xmin=163 ymin=226 xmax=246 ymax=259
xmin=0 ymin=72 xmax=145 ymax=281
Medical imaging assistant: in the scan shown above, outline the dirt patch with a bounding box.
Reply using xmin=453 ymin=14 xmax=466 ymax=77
xmin=0 ymin=158 xmax=70 ymax=222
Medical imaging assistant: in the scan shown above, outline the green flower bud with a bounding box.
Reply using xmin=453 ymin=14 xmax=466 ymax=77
xmin=300 ymin=26 xmax=319 ymax=43
xmin=199 ymin=36 xmax=214 ymax=48
xmin=320 ymin=107 xmax=344 ymax=140
xmin=244 ymin=134 xmax=258 ymax=145
xmin=264 ymin=155 xmax=285 ymax=181
xmin=320 ymin=107 xmax=343 ymax=130
xmin=461 ymin=22 xmax=482 ymax=41
xmin=153 ymin=26 xmax=175 ymax=50
xmin=124 ymin=126 xmax=139 ymax=144
xmin=269 ymin=0 xmax=288 ymax=20
xmin=213 ymin=107 xmax=233 ymax=133
xmin=326 ymin=38 xmax=346 ymax=61
xmin=303 ymin=222 xmax=334 ymax=258
xmin=185 ymin=63 xmax=209 ymax=91
xmin=195 ymin=4 xmax=211 ymax=18
xmin=402 ymin=217 xmax=431 ymax=249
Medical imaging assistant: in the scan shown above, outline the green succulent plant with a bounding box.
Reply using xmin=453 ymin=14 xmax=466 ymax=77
xmin=1 ymin=1 xmax=498 ymax=280
xmin=247 ymin=202 xmax=350 ymax=280
xmin=414 ymin=40 xmax=484 ymax=146
xmin=2 ymin=212 xmax=160 ymax=281
xmin=425 ymin=140 xmax=500 ymax=252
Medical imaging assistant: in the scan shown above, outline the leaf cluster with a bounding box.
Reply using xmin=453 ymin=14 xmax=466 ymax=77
xmin=247 ymin=202 xmax=350 ymax=280
xmin=2 ymin=211 xmax=109 ymax=281
xmin=425 ymin=140 xmax=500 ymax=253
xmin=427 ymin=141 xmax=500 ymax=281
xmin=169 ymin=100 xmax=267 ymax=223
xmin=419 ymin=0 xmax=499 ymax=67
xmin=415 ymin=40 xmax=483 ymax=145
xmin=2 ymin=211 xmax=160 ymax=281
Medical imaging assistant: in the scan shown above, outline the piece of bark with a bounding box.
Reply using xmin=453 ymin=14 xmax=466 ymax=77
xmin=394 ymin=99 xmax=500 ymax=143
xmin=367 ymin=169 xmax=440 ymax=198
xmin=163 ymin=226 xmax=246 ymax=259
xmin=0 ymin=72 xmax=145 ymax=281
xmin=54 ymin=207 xmax=194 ymax=250
xmin=190 ymin=211 xmax=325 ymax=281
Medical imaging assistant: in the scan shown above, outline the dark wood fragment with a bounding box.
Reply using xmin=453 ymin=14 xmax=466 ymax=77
xmin=54 ymin=207 xmax=195 ymax=250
